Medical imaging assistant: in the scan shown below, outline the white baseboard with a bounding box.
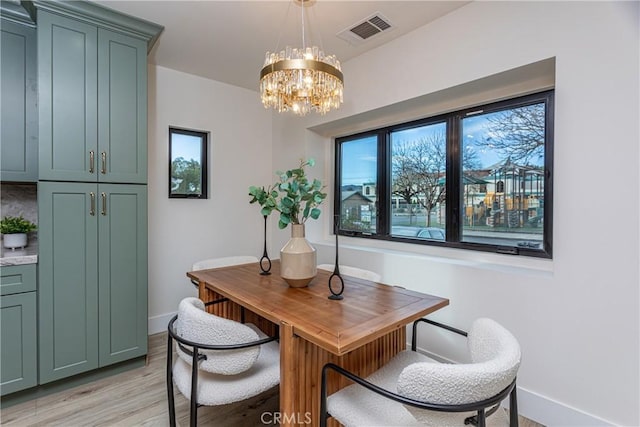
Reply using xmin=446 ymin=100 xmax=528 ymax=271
xmin=512 ymin=386 xmax=613 ymax=427
xmin=417 ymin=347 xmax=614 ymax=427
xmin=148 ymin=311 xmax=176 ymax=335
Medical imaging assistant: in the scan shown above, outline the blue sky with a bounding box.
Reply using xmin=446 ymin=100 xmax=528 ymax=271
xmin=393 ymin=122 xmax=445 ymax=143
xmin=341 ymin=136 xmax=377 ymax=185
xmin=462 ymin=114 xmax=502 ymax=168
xmin=462 ymin=111 xmax=544 ymax=168
xmin=341 ymin=108 xmax=544 ymax=185
xmin=171 ymin=133 xmax=202 ymax=163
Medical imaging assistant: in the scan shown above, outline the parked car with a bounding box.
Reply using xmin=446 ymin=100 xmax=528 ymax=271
xmin=416 ymin=227 xmax=445 ymax=240
xmin=391 ymin=226 xmax=445 ymax=241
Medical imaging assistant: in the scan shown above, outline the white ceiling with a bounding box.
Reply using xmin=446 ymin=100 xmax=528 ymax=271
xmin=94 ymin=1 xmax=469 ymax=91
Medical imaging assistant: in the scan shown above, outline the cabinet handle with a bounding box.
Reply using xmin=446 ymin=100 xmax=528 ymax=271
xmin=90 ymin=192 xmax=95 ymax=216
xmin=89 ymin=151 xmax=95 ymax=174
xmin=101 ymin=152 xmax=107 ymax=174
xmin=101 ymin=192 xmax=107 ymax=216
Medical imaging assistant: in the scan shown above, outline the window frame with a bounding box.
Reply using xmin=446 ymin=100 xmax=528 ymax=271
xmin=334 ymin=90 xmax=554 ymax=258
xmin=168 ymin=126 xmax=209 ymax=199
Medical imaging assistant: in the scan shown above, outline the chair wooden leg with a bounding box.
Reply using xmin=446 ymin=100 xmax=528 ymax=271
xmin=166 ymin=334 xmax=176 ymax=427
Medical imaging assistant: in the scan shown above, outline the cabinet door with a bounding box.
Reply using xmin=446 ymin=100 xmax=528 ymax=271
xmin=98 ymin=184 xmax=147 ymax=365
xmin=98 ymin=30 xmax=147 ymax=184
xmin=1 ymin=20 xmax=37 ymax=182
xmin=38 ymin=11 xmax=98 ymax=182
xmin=38 ymin=182 xmax=99 ymax=384
xmin=1 ymin=291 xmax=37 ymax=396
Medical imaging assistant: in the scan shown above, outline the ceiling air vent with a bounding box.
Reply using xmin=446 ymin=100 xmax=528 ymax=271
xmin=337 ymin=13 xmax=393 ymax=45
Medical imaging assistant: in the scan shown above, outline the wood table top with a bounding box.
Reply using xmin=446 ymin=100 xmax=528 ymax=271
xmin=187 ymin=260 xmax=449 ymax=355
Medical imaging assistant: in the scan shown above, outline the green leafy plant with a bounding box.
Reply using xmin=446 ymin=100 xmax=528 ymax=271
xmin=249 ymin=158 xmax=327 ymax=229
xmin=0 ymin=215 xmax=37 ymax=234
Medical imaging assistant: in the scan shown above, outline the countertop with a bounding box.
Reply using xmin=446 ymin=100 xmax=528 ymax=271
xmin=0 ymin=239 xmax=38 ymax=266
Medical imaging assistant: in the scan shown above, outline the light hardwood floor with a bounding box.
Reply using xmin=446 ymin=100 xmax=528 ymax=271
xmin=1 ymin=333 xmax=544 ymax=426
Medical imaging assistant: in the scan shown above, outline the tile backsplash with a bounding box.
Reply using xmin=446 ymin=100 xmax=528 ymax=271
xmin=1 ymin=183 xmax=38 ymax=225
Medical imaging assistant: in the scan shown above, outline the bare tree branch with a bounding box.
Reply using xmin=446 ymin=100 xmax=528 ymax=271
xmin=480 ymin=103 xmax=545 ymax=164
xmin=392 ymin=133 xmax=446 ymax=226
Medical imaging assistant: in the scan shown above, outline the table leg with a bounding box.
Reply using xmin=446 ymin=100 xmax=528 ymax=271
xmin=279 ymin=325 xmax=405 ymax=426
xmin=280 ymin=321 xmax=299 ymax=427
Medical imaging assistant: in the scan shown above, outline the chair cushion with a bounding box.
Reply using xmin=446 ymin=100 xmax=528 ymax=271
xmin=327 ymin=318 xmax=520 ymax=427
xmin=173 ymin=324 xmax=280 ymax=406
xmin=328 ymin=350 xmax=510 ymax=427
xmin=327 ymin=351 xmax=428 ymax=427
xmin=175 ymin=297 xmax=260 ymax=375
xmin=468 ymin=318 xmax=521 ymax=365
xmin=397 ymin=318 xmax=520 ymax=425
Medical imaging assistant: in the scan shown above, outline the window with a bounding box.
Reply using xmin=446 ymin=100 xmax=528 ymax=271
xmin=169 ymin=127 xmax=209 ymax=199
xmin=335 ymin=91 xmax=554 ymax=258
xmin=337 ymin=135 xmax=378 ymax=234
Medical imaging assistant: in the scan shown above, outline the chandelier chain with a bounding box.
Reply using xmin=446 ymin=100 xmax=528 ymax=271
xmin=272 ymin=1 xmax=294 ymax=57
xmin=301 ymin=0 xmax=306 ymax=49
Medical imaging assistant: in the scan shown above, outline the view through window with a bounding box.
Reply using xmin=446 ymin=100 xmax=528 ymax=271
xmin=391 ymin=121 xmax=447 ymax=241
xmin=169 ymin=127 xmax=208 ymax=199
xmin=335 ymin=91 xmax=553 ymax=257
xmin=338 ymin=135 xmax=377 ymax=234
xmin=461 ymin=103 xmax=547 ymax=249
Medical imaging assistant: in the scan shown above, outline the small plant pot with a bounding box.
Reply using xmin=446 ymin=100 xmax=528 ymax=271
xmin=3 ymin=233 xmax=28 ymax=250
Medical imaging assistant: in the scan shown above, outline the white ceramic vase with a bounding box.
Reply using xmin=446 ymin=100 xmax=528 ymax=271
xmin=3 ymin=233 xmax=27 ymax=250
xmin=280 ymin=224 xmax=317 ymax=288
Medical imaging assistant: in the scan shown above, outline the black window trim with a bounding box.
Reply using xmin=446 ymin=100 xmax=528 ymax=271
xmin=168 ymin=126 xmax=209 ymax=199
xmin=334 ymin=90 xmax=554 ymax=259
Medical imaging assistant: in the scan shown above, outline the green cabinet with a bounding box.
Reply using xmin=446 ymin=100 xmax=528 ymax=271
xmin=1 ymin=19 xmax=38 ymax=182
xmin=38 ymin=182 xmax=147 ymax=384
xmin=97 ymin=29 xmax=148 ymax=184
xmin=1 ymin=265 xmax=38 ymax=395
xmin=31 ymin=0 xmax=160 ymax=387
xmin=97 ymin=184 xmax=148 ymax=366
xmin=38 ymin=10 xmax=147 ymax=184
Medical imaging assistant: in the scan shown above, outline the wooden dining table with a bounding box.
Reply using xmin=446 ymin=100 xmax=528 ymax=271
xmin=187 ymin=260 xmax=449 ymax=426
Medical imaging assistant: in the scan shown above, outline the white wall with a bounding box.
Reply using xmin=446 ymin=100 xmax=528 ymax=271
xmin=273 ymin=1 xmax=639 ymax=426
xmin=147 ymin=65 xmax=273 ymax=332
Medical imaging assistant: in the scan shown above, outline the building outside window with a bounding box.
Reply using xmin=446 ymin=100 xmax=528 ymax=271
xmin=334 ymin=90 xmax=554 ymax=258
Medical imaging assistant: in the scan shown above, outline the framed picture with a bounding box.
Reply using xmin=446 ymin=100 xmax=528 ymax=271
xmin=169 ymin=127 xmax=209 ymax=199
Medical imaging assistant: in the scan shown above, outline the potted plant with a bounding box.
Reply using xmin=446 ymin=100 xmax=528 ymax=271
xmin=249 ymin=158 xmax=327 ymax=287
xmin=1 ymin=215 xmax=37 ymax=250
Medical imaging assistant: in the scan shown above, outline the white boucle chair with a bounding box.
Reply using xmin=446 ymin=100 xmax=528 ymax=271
xmin=320 ymin=318 xmax=521 ymax=427
xmin=167 ymin=297 xmax=279 ymax=427
xmin=317 ymin=264 xmax=382 ymax=282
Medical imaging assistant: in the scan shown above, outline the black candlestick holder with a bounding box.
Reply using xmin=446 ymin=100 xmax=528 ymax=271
xmin=259 ymin=214 xmax=271 ymax=275
xmin=328 ymin=215 xmax=344 ymax=300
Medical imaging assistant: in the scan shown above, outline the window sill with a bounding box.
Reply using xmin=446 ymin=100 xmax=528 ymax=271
xmin=310 ymin=234 xmax=553 ymax=278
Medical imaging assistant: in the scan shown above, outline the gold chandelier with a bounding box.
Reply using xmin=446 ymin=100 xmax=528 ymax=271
xmin=259 ymin=0 xmax=344 ymax=116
